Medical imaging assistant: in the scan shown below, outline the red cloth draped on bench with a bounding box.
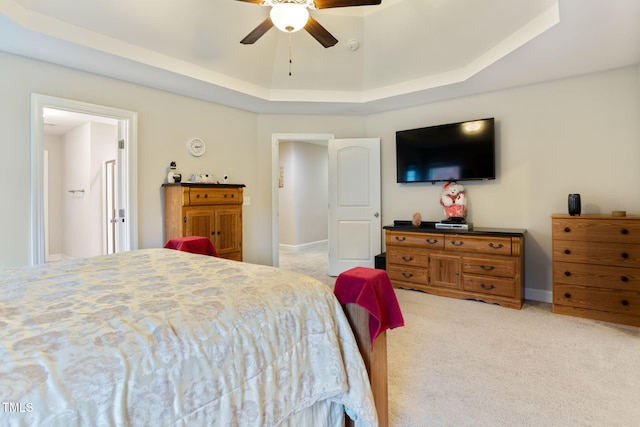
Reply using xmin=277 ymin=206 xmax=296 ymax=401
xmin=334 ymin=267 xmax=404 ymax=349
xmin=164 ymin=236 xmax=219 ymax=257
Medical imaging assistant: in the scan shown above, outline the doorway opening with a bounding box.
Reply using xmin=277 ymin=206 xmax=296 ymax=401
xmin=271 ymin=133 xmax=334 ymax=270
xmin=31 ymin=94 xmax=139 ymax=265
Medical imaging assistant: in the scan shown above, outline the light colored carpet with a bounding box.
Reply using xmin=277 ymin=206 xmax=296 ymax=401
xmin=278 ymin=245 xmax=640 ymax=426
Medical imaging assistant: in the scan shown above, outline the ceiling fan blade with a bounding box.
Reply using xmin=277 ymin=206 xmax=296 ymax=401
xmin=240 ymin=18 xmax=274 ymax=44
xmin=305 ymin=16 xmax=338 ymax=48
xmin=314 ymin=0 xmax=381 ymax=9
xmin=235 ymin=0 xmax=265 ymax=4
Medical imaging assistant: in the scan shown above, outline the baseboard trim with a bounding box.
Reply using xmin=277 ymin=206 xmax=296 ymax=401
xmin=46 ymin=253 xmax=74 ymax=262
xmin=525 ymin=288 xmax=552 ymax=303
xmin=279 ymin=240 xmax=327 ymax=252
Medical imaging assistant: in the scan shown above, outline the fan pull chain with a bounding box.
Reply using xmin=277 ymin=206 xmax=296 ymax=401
xmin=288 ymin=31 xmax=293 ymax=76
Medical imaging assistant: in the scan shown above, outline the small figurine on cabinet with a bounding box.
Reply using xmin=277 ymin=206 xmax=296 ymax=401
xmin=412 ymin=212 xmax=422 ymax=228
xmin=167 ymin=161 xmax=177 ymax=183
xmin=440 ymin=181 xmax=467 ymax=220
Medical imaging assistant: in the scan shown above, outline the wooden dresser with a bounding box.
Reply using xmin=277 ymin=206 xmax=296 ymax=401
xmin=163 ymin=183 xmax=244 ymax=261
xmin=552 ymin=215 xmax=640 ymax=326
xmin=384 ymin=222 xmax=526 ymax=309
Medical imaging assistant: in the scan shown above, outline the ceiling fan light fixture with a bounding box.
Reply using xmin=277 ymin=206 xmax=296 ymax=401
xmin=270 ymin=3 xmax=309 ymax=33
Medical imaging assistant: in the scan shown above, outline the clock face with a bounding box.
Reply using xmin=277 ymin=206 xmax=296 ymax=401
xmin=187 ymin=138 xmax=206 ymax=157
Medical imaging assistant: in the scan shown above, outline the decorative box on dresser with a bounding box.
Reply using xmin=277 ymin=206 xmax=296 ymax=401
xmin=383 ymin=222 xmax=526 ymax=309
xmin=552 ymin=215 xmax=640 ymax=326
xmin=163 ymin=183 xmax=244 ymax=261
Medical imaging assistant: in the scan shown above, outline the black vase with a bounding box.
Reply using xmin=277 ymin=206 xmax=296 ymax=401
xmin=568 ymin=194 xmax=581 ymax=216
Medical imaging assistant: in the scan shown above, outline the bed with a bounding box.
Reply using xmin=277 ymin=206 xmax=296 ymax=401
xmin=0 ymin=249 xmax=379 ymax=426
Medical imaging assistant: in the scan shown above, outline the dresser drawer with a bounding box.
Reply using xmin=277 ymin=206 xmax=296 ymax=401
xmin=189 ymin=188 xmax=242 ymax=206
xmin=553 ymin=218 xmax=640 ymax=244
xmin=387 ymin=265 xmax=428 ymax=285
xmin=554 ymin=284 xmax=640 ymax=316
xmin=445 ymin=235 xmax=512 ymax=256
xmin=386 ymin=231 xmax=445 ymax=249
xmin=553 ymin=261 xmax=640 ymax=291
xmin=463 ymin=257 xmax=516 ymax=278
xmin=463 ymin=275 xmax=515 ymax=298
xmin=553 ymin=240 xmax=640 ymax=268
xmin=387 ymin=249 xmax=429 ymax=268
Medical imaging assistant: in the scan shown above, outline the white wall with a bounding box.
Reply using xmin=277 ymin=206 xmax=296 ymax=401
xmin=367 ymin=66 xmax=640 ymax=301
xmin=295 ymin=142 xmax=328 ymax=245
xmin=278 ymin=141 xmax=295 ymax=245
xmin=0 ymin=51 xmax=260 ymax=267
xmin=62 ymin=123 xmax=91 ymax=259
xmin=43 ymin=135 xmax=63 ymax=256
xmin=1 ymin=51 xmax=639 ymax=303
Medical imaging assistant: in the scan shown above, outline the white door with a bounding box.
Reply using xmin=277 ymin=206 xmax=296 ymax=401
xmin=328 ymin=138 xmax=381 ymax=276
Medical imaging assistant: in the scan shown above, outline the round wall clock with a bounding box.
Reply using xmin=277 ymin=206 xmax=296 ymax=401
xmin=187 ymin=138 xmax=206 ymax=157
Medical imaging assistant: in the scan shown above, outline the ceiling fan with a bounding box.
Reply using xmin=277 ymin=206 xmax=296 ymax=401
xmin=237 ymin=0 xmax=382 ymax=48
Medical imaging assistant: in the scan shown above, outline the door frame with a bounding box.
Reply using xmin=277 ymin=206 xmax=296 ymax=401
xmin=30 ymin=94 xmax=139 ymax=265
xmin=271 ymin=133 xmax=335 ymax=267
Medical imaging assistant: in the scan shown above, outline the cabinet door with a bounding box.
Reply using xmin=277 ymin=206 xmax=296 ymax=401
xmin=214 ymin=207 xmax=242 ymax=258
xmin=184 ymin=208 xmax=216 ymax=242
xmin=429 ymin=254 xmax=461 ymax=290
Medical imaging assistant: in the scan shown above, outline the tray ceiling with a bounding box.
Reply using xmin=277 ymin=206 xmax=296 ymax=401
xmin=1 ymin=0 xmax=639 ymax=114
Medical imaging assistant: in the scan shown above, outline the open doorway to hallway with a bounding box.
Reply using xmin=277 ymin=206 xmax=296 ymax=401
xmin=275 ymin=136 xmax=333 ymax=285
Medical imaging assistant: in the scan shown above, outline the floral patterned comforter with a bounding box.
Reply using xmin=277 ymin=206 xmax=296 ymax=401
xmin=0 ymin=249 xmax=377 ymax=426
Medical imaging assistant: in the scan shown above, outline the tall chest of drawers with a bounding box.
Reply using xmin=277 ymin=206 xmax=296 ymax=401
xmin=552 ymin=215 xmax=640 ymax=326
xmin=384 ymin=224 xmax=526 ymax=309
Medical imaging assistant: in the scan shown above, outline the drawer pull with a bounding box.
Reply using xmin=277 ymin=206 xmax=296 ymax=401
xmin=621 ymin=299 xmax=630 ymax=306
xmin=425 ymin=238 xmax=439 ymax=245
xmin=621 ymin=229 xmax=629 ymax=235
xmin=564 ymin=292 xmax=572 ymax=299
xmin=480 ymin=265 xmax=495 ymax=271
xmin=564 ymin=249 xmax=571 ymax=255
xmin=480 ymin=283 xmax=495 ymax=290
xmin=564 ymin=271 xmax=571 ymax=277
xmin=401 ymin=272 xmax=414 ymax=279
xmin=621 ymin=276 xmax=629 ymax=282
xmin=402 ymin=256 xmax=414 ymax=262
xmin=450 ymin=240 xmax=464 ymax=247
xmin=564 ymin=227 xmax=571 ymax=233
xmin=395 ymin=236 xmax=407 ymax=242
xmin=488 ymin=243 xmax=504 ymax=250
xmin=621 ymin=252 xmax=629 ymax=259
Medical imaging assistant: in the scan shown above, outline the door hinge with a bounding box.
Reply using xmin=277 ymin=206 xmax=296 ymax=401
xmin=118 ymin=139 xmax=125 ymax=149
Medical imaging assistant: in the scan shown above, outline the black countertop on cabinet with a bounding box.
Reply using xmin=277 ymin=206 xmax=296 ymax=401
xmin=383 ymin=220 xmax=526 ymax=237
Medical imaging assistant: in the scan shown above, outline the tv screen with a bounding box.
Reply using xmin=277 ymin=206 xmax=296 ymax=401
xmin=396 ymin=118 xmax=496 ymax=183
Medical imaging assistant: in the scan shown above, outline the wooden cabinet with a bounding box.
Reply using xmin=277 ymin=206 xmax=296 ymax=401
xmin=552 ymin=215 xmax=640 ymax=326
xmin=163 ymin=184 xmax=244 ymax=261
xmin=384 ymin=226 xmax=525 ymax=309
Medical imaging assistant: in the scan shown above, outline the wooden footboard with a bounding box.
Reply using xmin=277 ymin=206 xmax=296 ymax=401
xmin=343 ymin=303 xmax=388 ymax=427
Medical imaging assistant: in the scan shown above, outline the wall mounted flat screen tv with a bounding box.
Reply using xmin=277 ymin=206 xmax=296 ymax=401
xmin=396 ymin=118 xmax=496 ymax=183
